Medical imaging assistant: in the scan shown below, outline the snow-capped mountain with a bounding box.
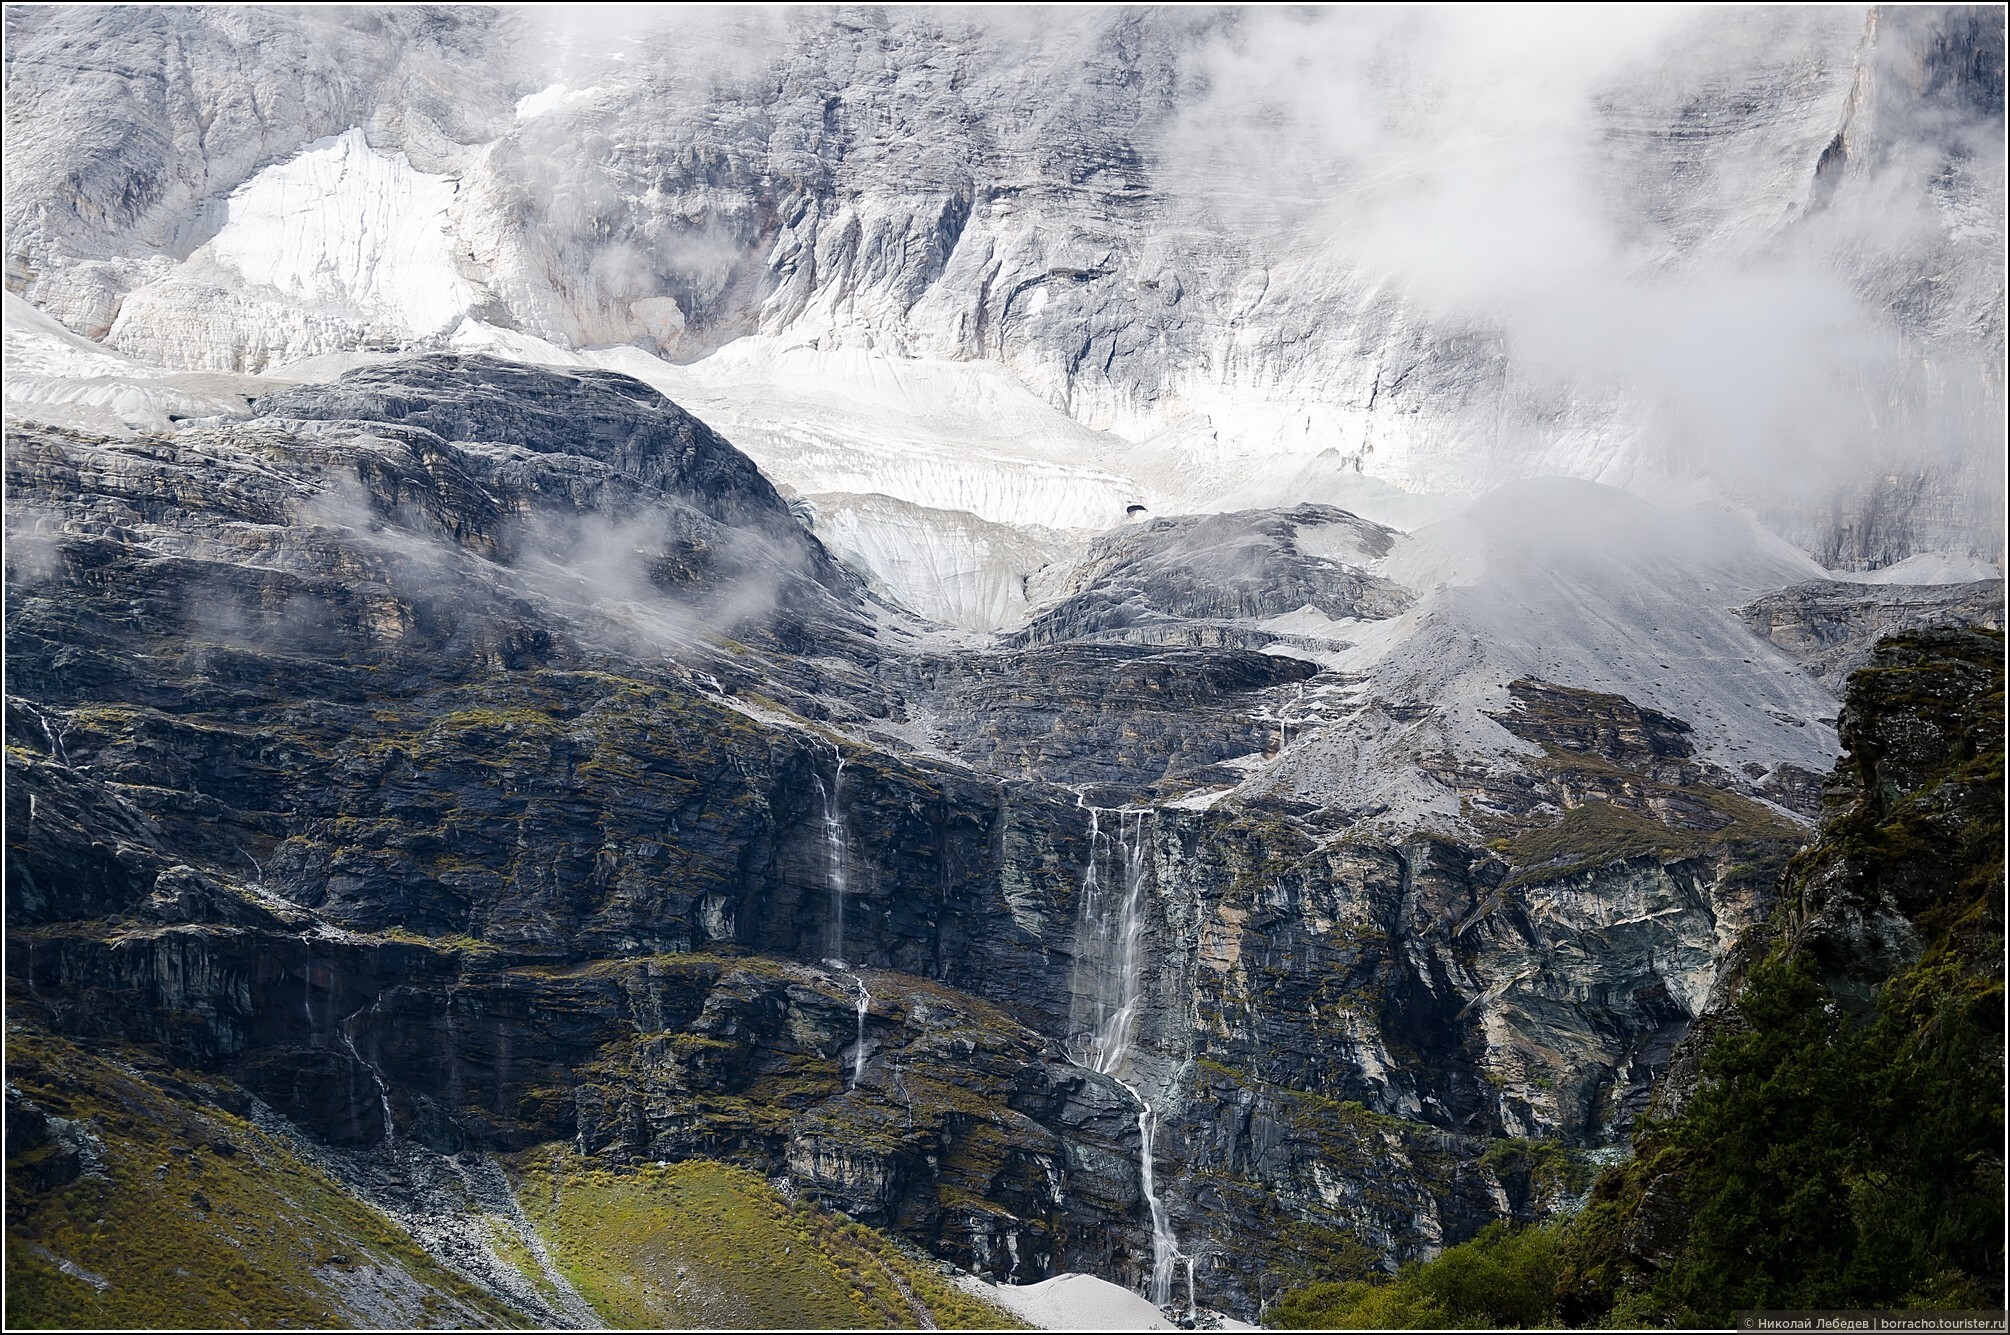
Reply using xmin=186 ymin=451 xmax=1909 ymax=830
xmin=6 ymin=4 xmax=2003 ymax=626
xmin=5 ymin=0 xmax=2000 ymax=902
xmin=3 ymin=7 xmax=2005 ymax=1326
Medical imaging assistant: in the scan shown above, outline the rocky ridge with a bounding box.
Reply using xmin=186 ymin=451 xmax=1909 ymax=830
xmin=1551 ymin=625 xmax=2005 ymax=1323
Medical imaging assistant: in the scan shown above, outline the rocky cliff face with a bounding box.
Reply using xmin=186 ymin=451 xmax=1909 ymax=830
xmin=8 ymin=357 xmax=1929 ymax=1321
xmin=5 ymin=8 xmax=2003 ymax=1326
xmin=1552 ymin=625 xmax=2004 ymax=1323
xmin=1738 ymin=575 xmax=2003 ymax=692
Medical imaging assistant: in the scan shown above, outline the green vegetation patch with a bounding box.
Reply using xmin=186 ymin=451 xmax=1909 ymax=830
xmin=1499 ymin=798 xmax=1680 ymax=879
xmin=4 ymin=1026 xmax=514 ymax=1330
xmin=1577 ymin=930 xmax=2004 ymax=1322
xmin=1499 ymin=782 xmax=1798 ymax=886
xmin=1268 ymin=1220 xmax=1567 ymax=1330
xmin=1477 ymin=1137 xmax=1597 ymax=1201
xmin=509 ymin=1147 xmax=1023 ymax=1329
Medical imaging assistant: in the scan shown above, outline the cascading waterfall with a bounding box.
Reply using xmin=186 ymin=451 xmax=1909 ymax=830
xmin=1074 ymin=807 xmax=1150 ymax=1077
xmin=814 ymin=749 xmax=850 ymax=964
xmin=337 ymin=998 xmax=397 ymax=1145
xmin=1070 ymin=802 xmax=1183 ymax=1308
xmin=847 ymin=970 xmax=872 ymax=1089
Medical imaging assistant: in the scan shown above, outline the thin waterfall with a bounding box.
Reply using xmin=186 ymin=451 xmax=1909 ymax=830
xmin=1131 ymin=1090 xmax=1181 ymax=1308
xmin=1070 ymin=803 xmax=1183 ymax=1307
xmin=338 ymin=999 xmax=397 ymax=1145
xmin=847 ymin=969 xmax=872 ymax=1089
xmin=816 ymin=742 xmax=868 ymax=1089
xmin=814 ymin=748 xmax=850 ymax=964
xmin=301 ymin=936 xmax=318 ymax=1036
xmin=445 ymin=979 xmax=464 ymax=1112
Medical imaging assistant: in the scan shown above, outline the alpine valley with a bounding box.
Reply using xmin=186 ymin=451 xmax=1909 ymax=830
xmin=3 ymin=5 xmax=2003 ymax=1330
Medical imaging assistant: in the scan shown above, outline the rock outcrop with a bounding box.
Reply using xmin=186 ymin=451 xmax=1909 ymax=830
xmin=1555 ymin=626 xmax=2006 ymax=1323
xmin=1739 ymin=577 xmax=2004 ymax=691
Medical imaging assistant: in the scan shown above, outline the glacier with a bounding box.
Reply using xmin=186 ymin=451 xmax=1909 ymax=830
xmin=6 ymin=4 xmax=2001 ymax=614
xmin=3 ymin=2 xmax=2001 ymax=740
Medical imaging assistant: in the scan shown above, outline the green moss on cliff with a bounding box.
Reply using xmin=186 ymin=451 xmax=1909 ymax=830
xmin=4 ymin=1028 xmax=514 ymax=1330
xmin=509 ymin=1148 xmax=1022 ymax=1329
xmin=1500 ymin=784 xmax=1797 ymax=886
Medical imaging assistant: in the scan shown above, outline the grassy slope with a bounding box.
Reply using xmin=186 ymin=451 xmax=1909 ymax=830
xmin=511 ymin=1148 xmax=1024 ymax=1330
xmin=5 ymin=1025 xmax=1025 ymax=1331
xmin=4 ymin=1027 xmax=517 ymax=1330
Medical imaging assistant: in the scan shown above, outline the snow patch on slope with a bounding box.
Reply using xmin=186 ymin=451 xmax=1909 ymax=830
xmin=5 ymin=289 xmax=149 ymax=379
xmin=105 ymin=130 xmax=492 ymax=372
xmin=452 ymin=320 xmax=591 ymax=367
xmin=4 ymin=291 xmax=262 ymax=432
xmin=1248 ymin=479 xmax=1844 ymax=825
xmin=205 ymin=128 xmax=477 ymax=335
xmin=1841 ymin=551 xmax=2004 ymax=586
xmin=516 ymin=83 xmax=601 ymax=119
xmin=956 ymin=1271 xmax=1255 ymax=1331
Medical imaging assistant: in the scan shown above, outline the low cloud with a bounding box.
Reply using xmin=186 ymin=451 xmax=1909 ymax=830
xmin=1156 ymin=5 xmax=2001 ymax=515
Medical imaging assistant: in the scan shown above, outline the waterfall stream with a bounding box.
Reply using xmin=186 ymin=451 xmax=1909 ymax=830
xmin=847 ymin=969 xmax=872 ymax=1089
xmin=1071 ymin=803 xmax=1183 ymax=1308
xmin=814 ymin=749 xmax=850 ymax=964
xmin=816 ymin=744 xmax=872 ymax=1090
xmin=337 ymin=999 xmax=397 ymax=1145
xmin=1129 ymin=1087 xmax=1181 ymax=1308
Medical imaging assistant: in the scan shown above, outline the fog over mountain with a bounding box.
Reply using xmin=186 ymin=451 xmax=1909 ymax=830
xmin=4 ymin=5 xmax=2003 ymax=1329
xmin=7 ymin=5 xmax=2003 ymax=606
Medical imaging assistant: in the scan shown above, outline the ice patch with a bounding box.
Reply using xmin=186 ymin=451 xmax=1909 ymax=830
xmin=588 ymin=337 xmax=1145 ymax=530
xmin=515 ymin=83 xmax=601 ymax=119
xmin=203 ymin=129 xmax=478 ymax=337
xmin=803 ymin=491 xmax=1086 ymax=631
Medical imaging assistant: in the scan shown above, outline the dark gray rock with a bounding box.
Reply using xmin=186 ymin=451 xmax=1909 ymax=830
xmin=0 ymin=357 xmax=1887 ymax=1318
xmin=1014 ymin=504 xmax=1411 ymax=649
xmin=1740 ymin=577 xmax=2002 ymax=691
